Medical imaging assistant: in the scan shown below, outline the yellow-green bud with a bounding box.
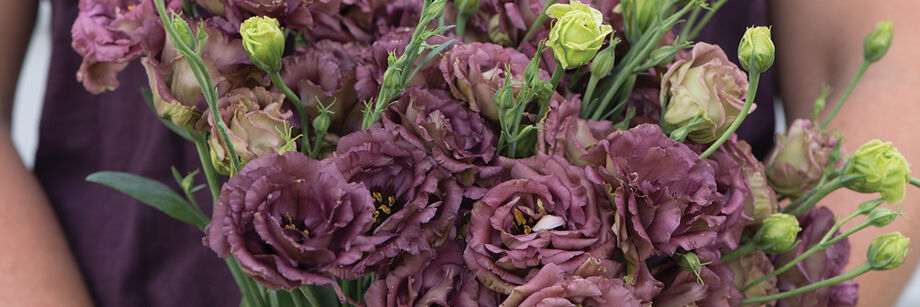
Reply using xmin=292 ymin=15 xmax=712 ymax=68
xmin=843 ymin=140 xmax=911 ymax=204
xmin=313 ymin=113 xmax=331 ymax=135
xmin=494 ymin=85 xmax=514 ymax=110
xmin=171 ymin=15 xmax=196 ymax=50
xmin=646 ymin=44 xmax=682 ymax=68
xmin=545 ymin=1 xmax=614 ymax=69
xmin=676 ymin=252 xmax=709 ymax=283
xmin=426 ymin=0 xmax=448 ymax=20
xmin=867 ymin=232 xmax=910 ymax=271
xmin=590 ymin=42 xmax=616 ymax=78
xmin=864 ymin=21 xmax=893 ymax=63
xmin=381 ymin=67 xmax=401 ymax=92
xmin=754 ymin=213 xmax=801 ymax=254
xmin=868 ymin=208 xmax=898 ymax=228
xmin=454 ymin=0 xmax=480 ymax=17
xmin=240 ymin=16 xmax=285 ymax=73
xmin=737 ymin=26 xmax=775 ymax=73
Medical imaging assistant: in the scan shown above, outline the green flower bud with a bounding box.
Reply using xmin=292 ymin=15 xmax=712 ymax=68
xmin=454 ymin=0 xmax=481 ymax=17
xmin=493 ymin=84 xmax=514 ymax=110
xmin=754 ymin=213 xmax=801 ymax=254
xmin=240 ymin=16 xmax=285 ymax=73
xmin=313 ymin=113 xmax=331 ymax=135
xmin=646 ymin=44 xmax=682 ymax=68
xmin=676 ymin=252 xmax=710 ymax=283
xmin=590 ymin=41 xmax=616 ymax=78
xmin=738 ymin=26 xmax=775 ymax=73
xmin=487 ymin=15 xmax=512 ymax=46
xmin=426 ymin=0 xmax=448 ymax=20
xmin=545 ymin=1 xmax=614 ymax=69
xmin=867 ymin=232 xmax=910 ymax=271
xmin=864 ymin=21 xmax=893 ymax=63
xmin=868 ymin=208 xmax=899 ymax=228
xmin=381 ymin=67 xmax=401 ymax=92
xmin=171 ymin=14 xmax=196 ymax=50
xmin=843 ymin=140 xmax=911 ymax=204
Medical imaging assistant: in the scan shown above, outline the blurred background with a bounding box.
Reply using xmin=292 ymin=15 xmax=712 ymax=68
xmin=8 ymin=2 xmax=920 ymax=306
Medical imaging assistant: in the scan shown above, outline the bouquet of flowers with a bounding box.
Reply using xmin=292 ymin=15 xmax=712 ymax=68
xmin=72 ymin=0 xmax=915 ymax=305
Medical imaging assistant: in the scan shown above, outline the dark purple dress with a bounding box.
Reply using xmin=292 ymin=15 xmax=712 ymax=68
xmin=34 ymin=0 xmax=772 ymax=305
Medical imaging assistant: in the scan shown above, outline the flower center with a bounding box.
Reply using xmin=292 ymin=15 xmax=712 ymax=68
xmin=513 ymin=207 xmax=536 ymax=235
xmin=282 ymin=212 xmax=309 ymax=235
xmin=371 ymin=191 xmax=400 ymax=226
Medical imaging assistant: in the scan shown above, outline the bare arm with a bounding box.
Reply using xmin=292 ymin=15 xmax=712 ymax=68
xmin=771 ymin=1 xmax=920 ymax=306
xmin=0 ymin=0 xmax=93 ymax=305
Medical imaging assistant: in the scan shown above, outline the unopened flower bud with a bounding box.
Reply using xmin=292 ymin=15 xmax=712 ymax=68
xmin=494 ymin=84 xmax=514 ymax=110
xmin=867 ymin=232 xmax=910 ymax=271
xmin=764 ymin=119 xmax=838 ymax=198
xmin=454 ymin=0 xmax=480 ymax=17
xmin=754 ymin=213 xmax=801 ymax=254
xmin=240 ymin=16 xmax=285 ymax=73
xmin=676 ymin=252 xmax=709 ymax=283
xmin=843 ymin=140 xmax=911 ymax=203
xmin=738 ymin=26 xmax=775 ymax=73
xmin=864 ymin=21 xmax=893 ymax=63
xmin=646 ymin=44 xmax=682 ymax=68
xmin=426 ymin=0 xmax=448 ymax=20
xmin=590 ymin=42 xmax=616 ymax=78
xmin=868 ymin=208 xmax=898 ymax=228
xmin=171 ymin=14 xmax=196 ymax=49
xmin=381 ymin=67 xmax=401 ymax=92
xmin=545 ymin=1 xmax=614 ymax=69
xmin=313 ymin=113 xmax=331 ymax=135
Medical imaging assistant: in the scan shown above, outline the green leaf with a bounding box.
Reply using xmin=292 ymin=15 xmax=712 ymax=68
xmin=86 ymin=171 xmax=208 ymax=228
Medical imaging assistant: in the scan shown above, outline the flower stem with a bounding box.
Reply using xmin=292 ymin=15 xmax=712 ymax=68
xmin=684 ymin=0 xmax=728 ymax=42
xmin=225 ymin=257 xmax=265 ymax=307
xmin=911 ymin=177 xmax=920 ymax=189
xmin=299 ymin=287 xmax=321 ymax=307
xmin=580 ymin=73 xmax=601 ymax=117
xmin=522 ymin=0 xmax=558 ymax=43
xmin=742 ymin=263 xmax=872 ymax=304
xmin=721 ymin=241 xmax=756 ymax=263
xmin=821 ymin=60 xmax=871 ymax=129
xmin=699 ymin=70 xmax=760 ymax=159
xmin=269 ymin=72 xmax=314 ymax=157
xmin=191 ymin=133 xmax=221 ymax=203
xmin=456 ymin=13 xmax=469 ymax=38
xmin=550 ymin=58 xmax=565 ymax=90
xmin=787 ymin=177 xmax=845 ymax=216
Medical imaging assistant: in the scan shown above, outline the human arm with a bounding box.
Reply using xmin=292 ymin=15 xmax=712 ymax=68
xmin=770 ymin=1 xmax=920 ymax=306
xmin=0 ymin=0 xmax=93 ymax=305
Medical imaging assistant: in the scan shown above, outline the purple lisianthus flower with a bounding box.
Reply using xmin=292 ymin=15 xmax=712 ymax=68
xmin=464 ymin=154 xmax=616 ymax=294
xmin=206 ymin=87 xmax=293 ymax=175
xmin=364 ymin=239 xmax=499 ymax=307
xmin=774 ymin=206 xmax=858 ymax=307
xmin=537 ymin=96 xmax=616 ymax=166
xmin=723 ymin=138 xmax=778 ymax=224
xmin=280 ymin=40 xmax=360 ymax=133
xmin=333 ymin=124 xmax=462 ymax=277
xmin=354 ymin=28 xmax=453 ymax=104
xmin=204 ymin=152 xmax=383 ymax=293
xmin=222 ymin=0 xmax=341 ymax=30
xmin=694 ymin=138 xmax=753 ymax=250
xmin=388 ymin=87 xmax=501 ymax=186
xmin=651 ymin=247 xmax=742 ymax=307
xmin=764 ymin=119 xmax=840 ymax=198
xmin=500 ymin=258 xmax=642 ymax=307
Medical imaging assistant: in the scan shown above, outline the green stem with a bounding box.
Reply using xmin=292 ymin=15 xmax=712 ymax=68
xmin=269 ymin=72 xmax=313 ymax=156
xmin=821 ymin=60 xmax=870 ymax=129
xmin=225 ymin=257 xmax=264 ymax=307
xmin=789 ymin=177 xmax=845 ymax=216
xmin=679 ymin=6 xmax=702 ymax=42
xmin=685 ymin=0 xmax=728 ymax=41
xmin=289 ymin=289 xmax=307 ymax=307
xmin=299 ymin=287 xmax=321 ymax=307
xmin=699 ymin=70 xmax=760 ymax=159
xmin=721 ymin=241 xmax=756 ymax=263
xmin=580 ymin=73 xmax=601 ymax=117
xmin=522 ymin=0 xmax=558 ymax=43
xmin=191 ymin=134 xmax=221 ymax=203
xmin=550 ymin=59 xmax=565 ymax=90
xmin=911 ymin=177 xmax=920 ymax=189
xmin=456 ymin=14 xmax=469 ymax=38
xmin=742 ymin=263 xmax=872 ymax=304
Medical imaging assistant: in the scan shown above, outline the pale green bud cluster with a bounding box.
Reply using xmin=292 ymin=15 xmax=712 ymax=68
xmin=738 ymin=26 xmax=775 ymax=73
xmin=545 ymin=1 xmax=613 ymax=69
xmin=754 ymin=213 xmax=801 ymax=254
xmin=240 ymin=16 xmax=285 ymax=73
xmin=843 ymin=140 xmax=911 ymax=203
xmin=867 ymin=232 xmax=910 ymax=271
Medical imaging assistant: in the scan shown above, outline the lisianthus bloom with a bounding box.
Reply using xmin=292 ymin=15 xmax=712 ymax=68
xmin=754 ymin=213 xmax=801 ymax=254
xmin=867 ymin=232 xmax=911 ymax=271
xmin=222 ymin=0 xmax=340 ymax=31
xmin=537 ymin=96 xmax=615 ymax=166
xmin=764 ymin=119 xmax=839 ymax=198
xmin=141 ymin=18 xmax=258 ymax=128
xmin=737 ymin=26 xmax=775 ymax=73
xmin=204 ymin=152 xmax=383 ymax=293
xmin=239 ymin=16 xmax=285 ymax=73
xmin=334 ymin=124 xmax=462 ymax=277
xmin=439 ymin=42 xmax=545 ymax=121
xmin=354 ymin=27 xmax=453 ymax=104
xmin=843 ymin=139 xmax=911 ymax=204
xmin=500 ymin=258 xmax=642 ymax=307
xmin=545 ymin=0 xmax=613 ymax=69
xmin=71 ymin=0 xmax=180 ymax=93
xmin=727 ymin=250 xmax=779 ymax=301
xmin=364 ymin=239 xmax=499 ymax=307
xmin=651 ymin=247 xmax=741 ymax=306
xmin=725 ymin=138 xmax=778 ymax=224
xmin=660 ymin=43 xmax=750 ymax=144
xmin=388 ymin=87 xmax=501 ymax=186
xmin=280 ymin=40 xmax=360 ymax=132
xmin=774 ymin=207 xmax=858 ymax=307
xmin=207 ymin=87 xmax=292 ymax=175
xmin=464 ymin=154 xmax=616 ymax=294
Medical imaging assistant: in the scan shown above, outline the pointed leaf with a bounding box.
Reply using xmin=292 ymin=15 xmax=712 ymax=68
xmin=86 ymin=171 xmax=208 ymax=228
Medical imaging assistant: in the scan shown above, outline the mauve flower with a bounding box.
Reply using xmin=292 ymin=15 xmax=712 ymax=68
xmin=764 ymin=119 xmax=840 ymax=198
xmin=364 ymin=239 xmax=499 ymax=307
xmin=774 ymin=206 xmax=857 ymax=307
xmin=334 ymin=124 xmax=462 ymax=277
xmin=500 ymin=258 xmax=642 ymax=307
xmin=727 ymin=250 xmax=778 ymax=301
xmin=537 ymin=96 xmax=616 ymax=166
xmin=651 ymin=247 xmax=742 ymax=307
xmin=660 ymin=43 xmax=750 ymax=144
xmin=207 ymin=87 xmax=293 ymax=175
xmin=280 ymin=40 xmax=360 ymax=132
xmin=72 ymin=0 xmax=180 ymax=93
xmin=223 ymin=0 xmax=341 ymax=30
xmin=697 ymin=138 xmax=754 ymax=250
xmin=204 ymin=152 xmax=383 ymax=293
xmin=388 ymin=87 xmax=501 ymax=186
xmin=439 ymin=42 xmax=541 ymax=121
xmin=355 ymin=28 xmax=453 ymax=104
xmin=724 ymin=138 xmax=778 ymax=224
xmin=464 ymin=154 xmax=616 ymax=294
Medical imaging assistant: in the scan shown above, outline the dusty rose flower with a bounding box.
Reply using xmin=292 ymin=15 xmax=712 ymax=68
xmin=280 ymin=40 xmax=360 ymax=132
xmin=660 ymin=43 xmax=750 ymax=144
xmin=697 ymin=138 xmax=755 ymax=250
xmin=727 ymin=250 xmax=779 ymax=301
xmin=354 ymin=28 xmax=453 ymax=104
xmin=464 ymin=154 xmax=616 ymax=294
xmin=364 ymin=239 xmax=499 ymax=307
xmin=222 ymin=0 xmax=341 ymax=30
xmin=207 ymin=87 xmax=292 ymax=175
xmin=764 ymin=119 xmax=840 ymax=198
xmin=389 ymin=87 xmax=501 ymax=186
xmin=204 ymin=152 xmax=383 ymax=292
xmin=724 ymin=138 xmax=778 ymax=224
xmin=439 ymin=42 xmax=539 ymax=122
xmin=774 ymin=206 xmax=857 ymax=307
xmin=651 ymin=247 xmax=742 ymax=307
xmin=537 ymin=96 xmax=616 ymax=166
xmin=500 ymin=258 xmax=642 ymax=307
xmin=334 ymin=124 xmax=462 ymax=277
